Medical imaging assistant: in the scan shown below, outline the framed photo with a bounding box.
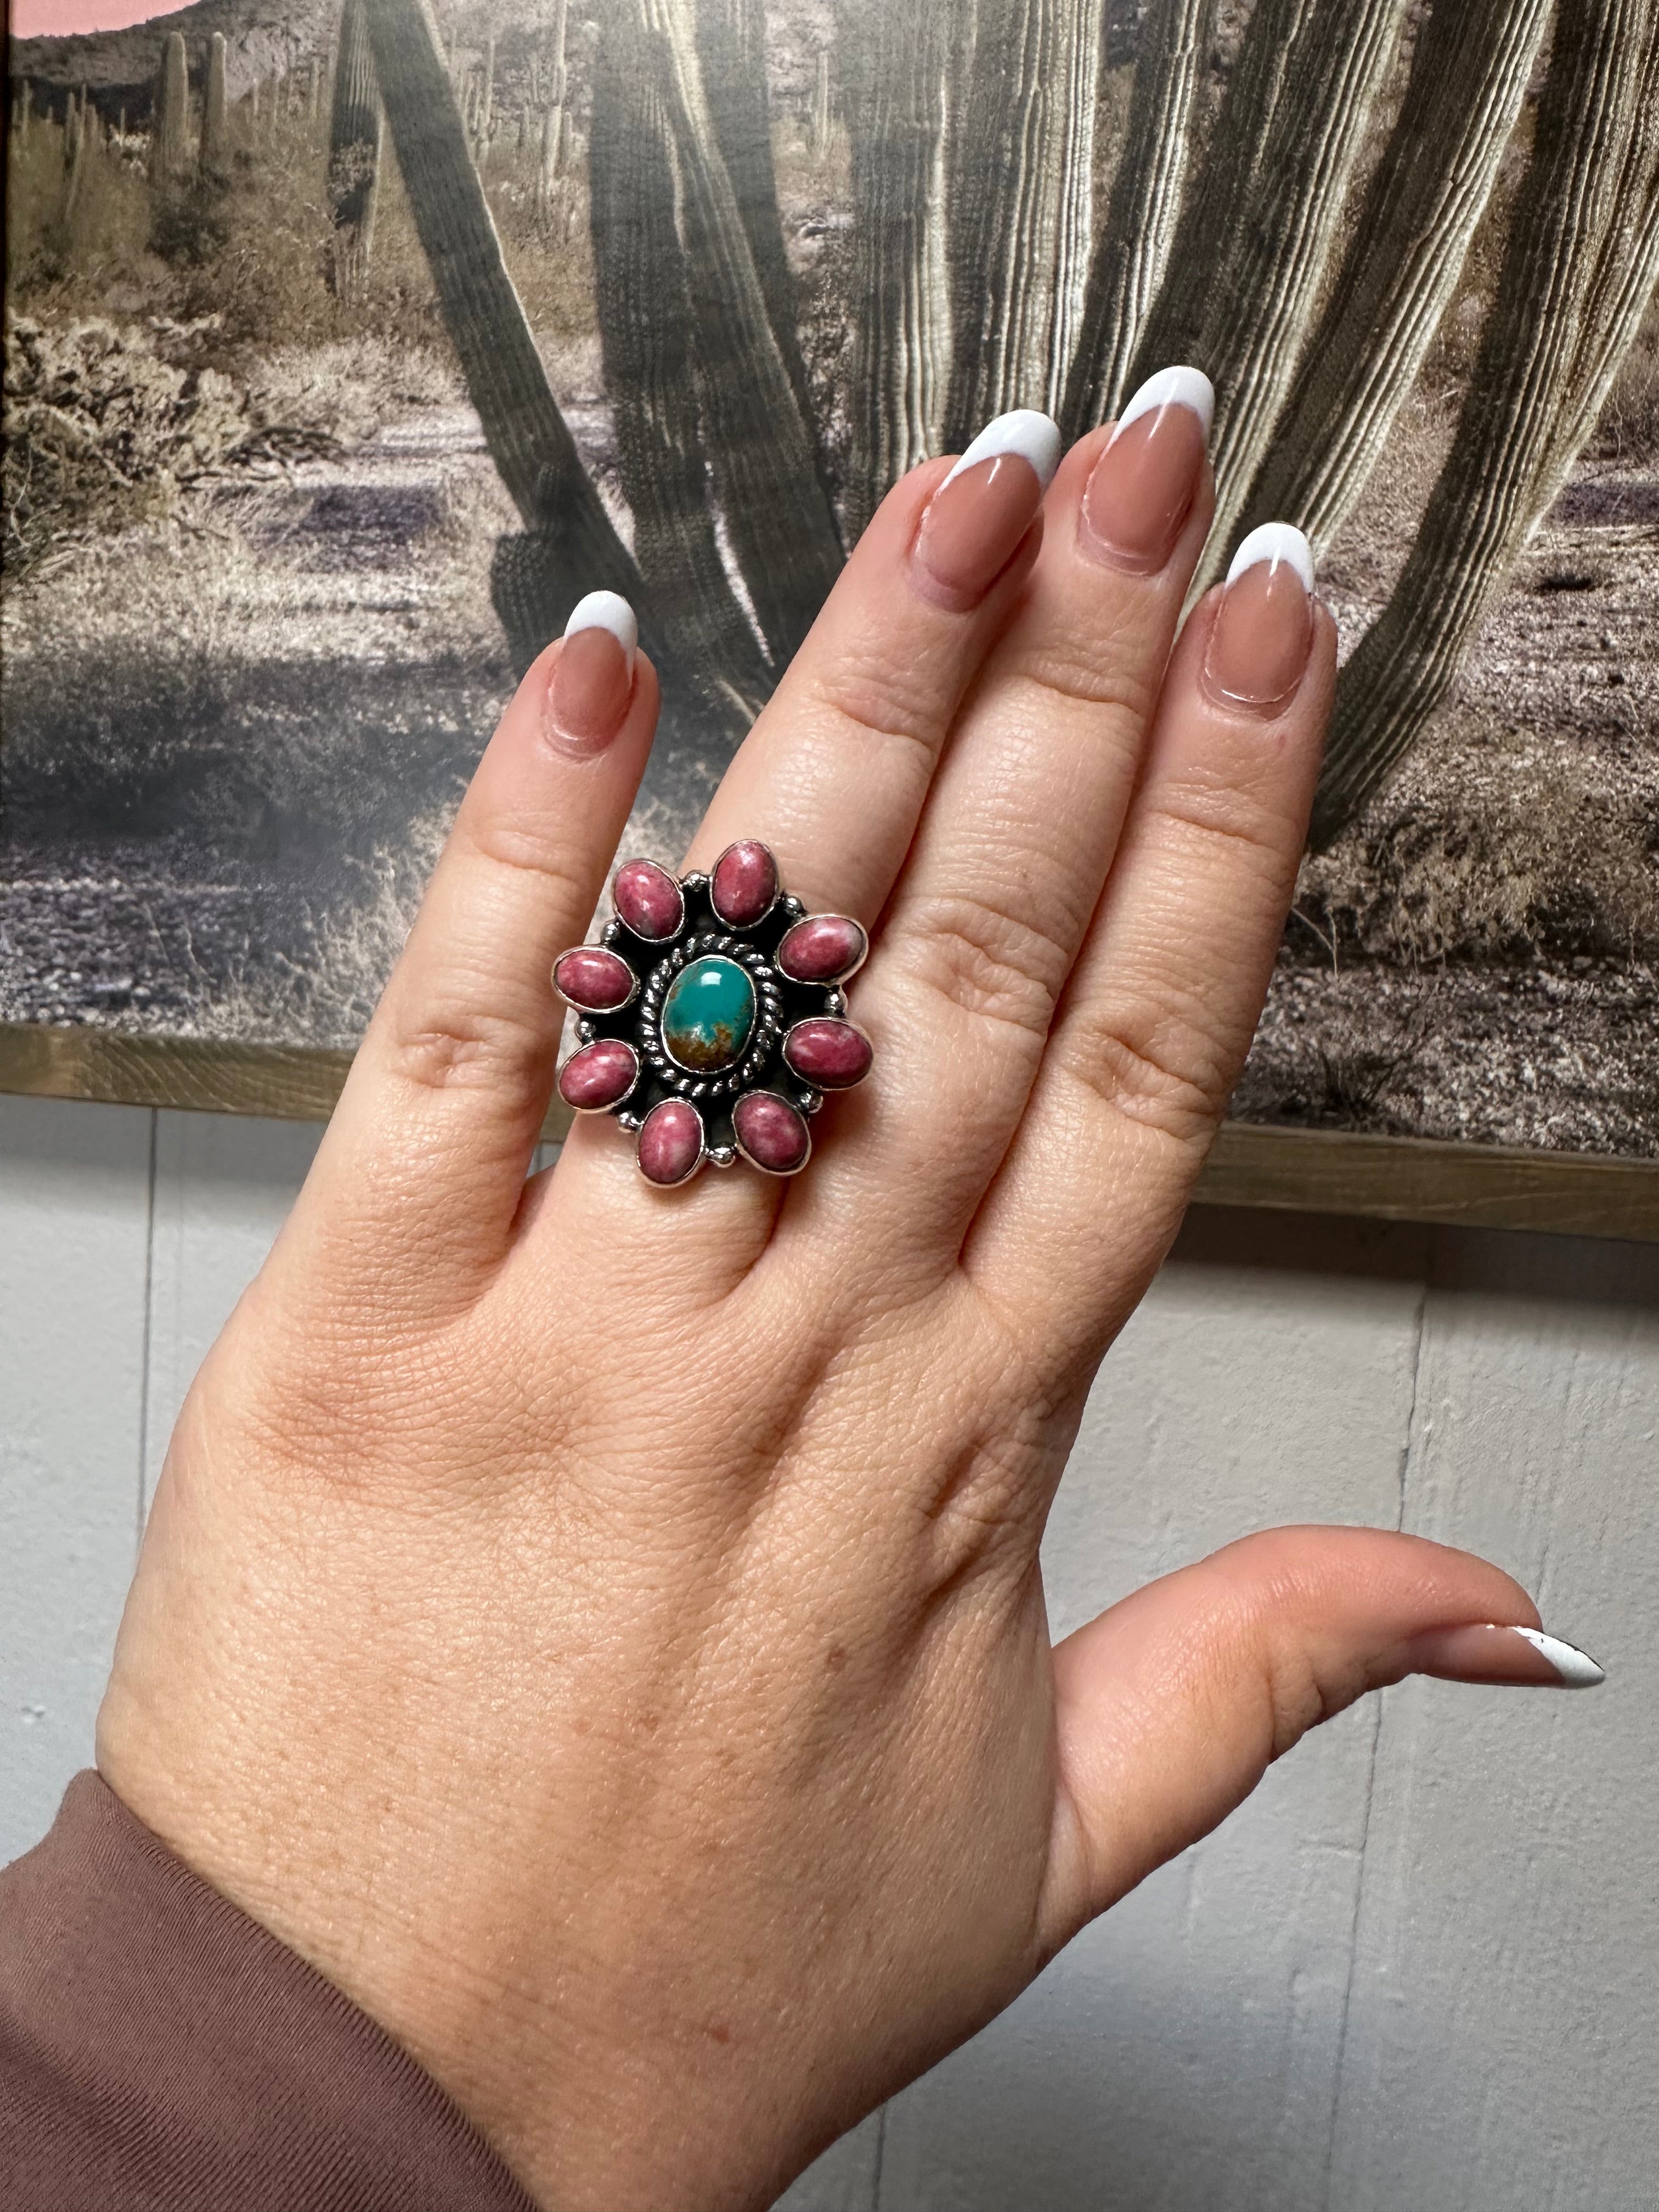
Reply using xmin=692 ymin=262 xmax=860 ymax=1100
xmin=5 ymin=0 xmax=1657 ymax=1238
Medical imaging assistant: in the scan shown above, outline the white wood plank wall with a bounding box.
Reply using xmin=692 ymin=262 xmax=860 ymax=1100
xmin=3 ymin=1097 xmax=1654 ymax=2210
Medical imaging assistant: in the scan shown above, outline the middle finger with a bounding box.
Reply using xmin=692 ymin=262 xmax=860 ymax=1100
xmin=821 ymin=366 xmax=1217 ymax=1254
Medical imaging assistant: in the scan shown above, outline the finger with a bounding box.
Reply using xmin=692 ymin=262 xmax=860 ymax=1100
xmin=544 ymin=413 xmax=1060 ymax=1248
xmin=684 ymin=408 xmax=1062 ymax=920
xmin=1039 ymin=1526 xmax=1602 ymax=1951
xmin=817 ymin=368 xmax=1217 ymax=1251
xmin=284 ymin=595 xmax=659 ymax=1304
xmin=966 ymin=526 xmax=1337 ymax=1362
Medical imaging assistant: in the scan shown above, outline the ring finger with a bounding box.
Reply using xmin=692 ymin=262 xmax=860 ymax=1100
xmin=551 ymin=409 xmax=1062 ymax=1236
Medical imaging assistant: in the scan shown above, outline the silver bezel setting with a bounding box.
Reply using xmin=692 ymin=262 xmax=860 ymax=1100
xmin=781 ymin=1016 xmax=874 ymax=1091
xmin=549 ymin=845 xmax=872 ymax=1186
xmin=732 ymin=1091 xmax=814 ymax=1177
xmin=637 ymin=1096 xmax=707 ymax=1187
xmin=610 ymin=858 xmax=687 ymax=944
xmin=557 ymin=1037 xmax=642 ymax=1114
xmin=553 ymin=947 xmax=640 ymax=1016
xmin=775 ymin=914 xmax=870 ymax=986
xmin=709 ymin=839 xmax=785 ymax=930
xmin=640 ymin=933 xmax=783 ymax=1101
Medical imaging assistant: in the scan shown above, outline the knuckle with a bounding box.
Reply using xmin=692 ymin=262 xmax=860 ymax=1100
xmin=386 ymin=1002 xmax=552 ymax=1098
xmin=456 ymin=819 xmax=592 ymax=910
xmin=1198 ymin=1537 xmax=1362 ymax=1761
xmin=1010 ymin=647 xmax=1158 ymax=735
xmin=1149 ymin=774 xmax=1302 ymax=884
xmin=896 ymin=887 xmax=1073 ymax=1042
xmin=806 ymin=654 xmax=950 ymax=781
xmin=910 ymin=1330 xmax=1055 ymax=1590
xmin=1058 ymin=994 xmax=1226 ymax=1144
xmin=916 ymin=1430 xmax=1042 ymax=1594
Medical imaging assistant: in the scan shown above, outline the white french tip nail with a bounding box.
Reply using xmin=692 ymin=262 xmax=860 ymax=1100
xmin=1508 ymin=1626 xmax=1606 ymax=1689
xmin=564 ymin=589 xmax=637 ymax=674
xmin=1225 ymin=521 xmax=1316 ymax=594
xmin=941 ymin=408 xmax=1064 ymax=492
xmin=1115 ymin=364 xmax=1215 ymax=443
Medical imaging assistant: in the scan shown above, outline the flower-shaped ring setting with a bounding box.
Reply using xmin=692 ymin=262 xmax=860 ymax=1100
xmin=552 ymin=841 xmax=873 ymax=1187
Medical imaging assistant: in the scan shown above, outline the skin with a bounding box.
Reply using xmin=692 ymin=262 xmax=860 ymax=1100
xmin=97 ymin=420 xmax=1550 ymax=2211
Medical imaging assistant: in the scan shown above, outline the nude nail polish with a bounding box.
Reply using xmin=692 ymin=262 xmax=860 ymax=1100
xmin=1080 ymin=365 xmax=1213 ymax=573
xmin=550 ymin=590 xmax=636 ymax=754
xmin=1203 ymin=522 xmax=1316 ymax=714
xmin=1407 ymin=1621 xmax=1607 ymax=1689
xmin=913 ymin=409 xmax=1061 ymax=610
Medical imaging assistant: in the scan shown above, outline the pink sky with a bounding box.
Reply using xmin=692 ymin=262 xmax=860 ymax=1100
xmin=9 ymin=2 xmax=196 ymax=35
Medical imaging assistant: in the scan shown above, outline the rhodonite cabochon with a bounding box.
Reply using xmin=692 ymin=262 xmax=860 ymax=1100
xmin=552 ymin=844 xmax=873 ymax=1185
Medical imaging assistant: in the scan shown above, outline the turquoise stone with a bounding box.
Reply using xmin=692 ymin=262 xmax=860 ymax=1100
xmin=662 ymin=956 xmax=756 ymax=1073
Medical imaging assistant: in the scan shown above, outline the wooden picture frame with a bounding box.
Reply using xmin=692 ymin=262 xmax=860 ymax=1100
xmin=5 ymin=1023 xmax=1655 ymax=1242
xmin=6 ymin=3 xmax=1656 ymax=1239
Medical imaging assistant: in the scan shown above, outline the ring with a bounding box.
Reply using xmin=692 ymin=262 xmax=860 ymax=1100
xmin=552 ymin=841 xmax=873 ymax=1187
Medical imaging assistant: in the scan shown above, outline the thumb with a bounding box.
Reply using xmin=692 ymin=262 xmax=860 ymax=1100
xmin=1040 ymin=1525 xmax=1603 ymax=1950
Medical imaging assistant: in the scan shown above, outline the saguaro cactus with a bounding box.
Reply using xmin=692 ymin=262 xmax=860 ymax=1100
xmin=1240 ymin=0 xmax=1551 ymax=562
xmin=811 ymin=47 xmax=831 ymax=155
xmin=61 ymin=93 xmax=88 ymax=229
xmin=353 ymin=0 xmax=1659 ymax=855
xmin=149 ymin=31 xmax=190 ymax=184
xmin=1124 ymin=0 xmax=1301 ymax=391
xmin=945 ymin=0 xmax=1102 ymax=436
xmin=201 ymin=31 xmax=232 ymax=182
xmin=475 ymin=32 xmax=495 ymax=173
xmin=1313 ymin=0 xmax=1659 ymax=845
xmin=362 ymin=0 xmax=652 ymax=647
xmin=690 ymin=0 xmax=820 ymax=450
xmin=1536 ymin=10 xmax=1659 ymax=498
xmin=535 ymin=0 xmax=569 ymax=228
xmin=838 ymin=0 xmax=956 ymax=536
xmin=1167 ymin=0 xmax=1415 ymax=579
xmin=1062 ymin=0 xmax=1217 ymax=434
xmin=329 ymin=0 xmax=384 ymax=300
xmin=589 ymin=54 xmax=775 ymax=715
xmin=589 ymin=0 xmax=843 ymax=670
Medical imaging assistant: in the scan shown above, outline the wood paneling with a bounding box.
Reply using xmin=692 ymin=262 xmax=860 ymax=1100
xmin=5 ymin=1024 xmax=1655 ymax=1240
xmin=1 ymin=1098 xmax=152 ymax=1863
xmin=1329 ymin=1230 xmax=1659 ymax=2210
xmin=3 ymin=1109 xmax=1654 ymax=2210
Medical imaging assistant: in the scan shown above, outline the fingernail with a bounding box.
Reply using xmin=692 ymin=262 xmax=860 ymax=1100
xmin=913 ymin=409 xmax=1061 ymax=609
xmin=549 ymin=590 xmax=636 ymax=754
xmin=1407 ymin=1622 xmax=1607 ymax=1690
xmin=1202 ymin=522 xmax=1316 ymax=713
xmin=1080 ymin=365 xmax=1213 ymax=573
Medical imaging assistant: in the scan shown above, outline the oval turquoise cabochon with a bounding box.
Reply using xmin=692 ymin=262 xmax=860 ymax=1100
xmin=662 ymin=956 xmax=757 ymax=1073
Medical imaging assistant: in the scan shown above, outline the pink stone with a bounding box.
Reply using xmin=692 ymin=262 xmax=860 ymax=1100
xmin=612 ymin=857 xmax=684 ymax=941
xmin=557 ymin=1038 xmax=639 ymax=1112
xmin=783 ymin=1018 xmax=872 ymax=1090
xmin=709 ymin=839 xmax=779 ymax=928
xmin=776 ymin=914 xmax=867 ymax=984
xmin=637 ymin=1098 xmax=704 ymax=1186
xmin=733 ymin=1090 xmax=811 ymax=1175
xmin=554 ymin=946 xmax=635 ymax=1012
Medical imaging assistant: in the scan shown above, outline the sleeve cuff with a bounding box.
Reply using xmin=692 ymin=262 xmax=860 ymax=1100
xmin=1 ymin=1770 xmax=538 ymax=2211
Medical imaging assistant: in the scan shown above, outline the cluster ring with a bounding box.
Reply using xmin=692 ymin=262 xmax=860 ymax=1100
xmin=551 ymin=841 xmax=872 ymax=1187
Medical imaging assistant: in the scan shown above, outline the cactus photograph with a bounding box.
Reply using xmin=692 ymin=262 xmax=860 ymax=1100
xmin=3 ymin=0 xmax=1657 ymax=1168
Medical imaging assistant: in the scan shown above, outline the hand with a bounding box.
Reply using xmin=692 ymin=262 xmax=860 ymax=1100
xmin=97 ymin=388 xmax=1576 ymax=2212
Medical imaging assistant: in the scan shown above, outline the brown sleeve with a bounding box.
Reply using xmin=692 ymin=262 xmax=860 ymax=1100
xmin=0 ymin=1771 xmax=538 ymax=2212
